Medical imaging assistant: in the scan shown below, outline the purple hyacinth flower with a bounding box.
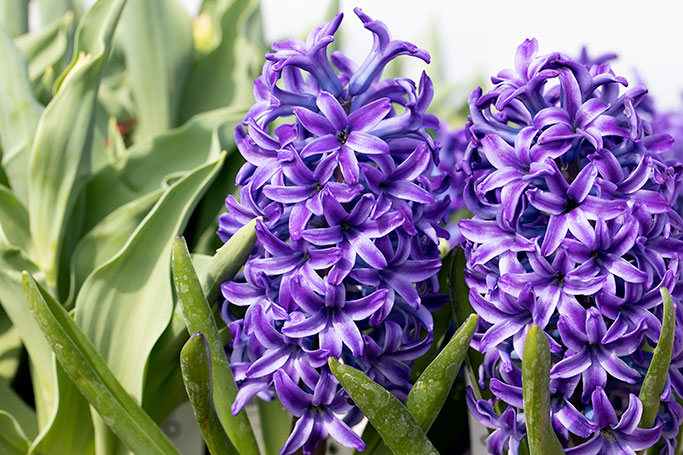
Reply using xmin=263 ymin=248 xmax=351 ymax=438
xmin=218 ymin=9 xmax=446 ymax=454
xmin=565 ymin=389 xmax=661 ymax=455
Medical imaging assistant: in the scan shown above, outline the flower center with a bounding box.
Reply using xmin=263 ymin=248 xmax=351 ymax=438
xmin=341 ymin=221 xmax=351 ymax=231
xmin=600 ymin=427 xmax=616 ymax=443
xmin=564 ymin=198 xmax=579 ymax=213
xmin=316 ymin=183 xmax=324 ymax=193
xmin=337 ymin=130 xmax=349 ymax=145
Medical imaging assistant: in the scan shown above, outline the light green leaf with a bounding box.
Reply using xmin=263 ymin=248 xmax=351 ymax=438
xmin=522 ymin=324 xmax=564 ymax=455
xmin=28 ymin=0 xmax=128 ymax=289
xmin=37 ymin=0 xmax=82 ymax=26
xmin=0 ymin=28 xmax=43 ymax=206
xmin=202 ymin=217 xmax=257 ymax=303
xmin=15 ymin=12 xmax=75 ymax=98
xmin=172 ymin=235 xmax=259 ymax=455
xmin=0 ymin=185 xmax=32 ymax=256
xmin=0 ymin=0 xmax=28 ymax=38
xmin=329 ymin=358 xmax=439 ymax=455
xmin=0 ymin=306 xmax=21 ymax=382
xmin=74 ymin=154 xmax=225 ymax=453
xmin=0 ymin=375 xmax=37 ymax=440
xmin=406 ymin=314 xmax=478 ymax=431
xmin=179 ymin=0 xmax=264 ymax=122
xmin=180 ymin=333 xmax=238 ymax=455
xmin=120 ymin=0 xmax=192 ymax=139
xmin=639 ymin=287 xmax=676 ymax=428
xmin=83 ymin=106 xmax=244 ymax=231
xmin=22 ymin=272 xmax=181 ymax=455
xmin=69 ymin=187 xmax=163 ymax=297
xmin=0 ymin=411 xmax=30 ymax=455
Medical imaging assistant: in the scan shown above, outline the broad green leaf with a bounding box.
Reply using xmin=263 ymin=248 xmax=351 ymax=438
xmin=202 ymin=217 xmax=257 ymax=303
xmin=406 ymin=314 xmax=478 ymax=431
xmin=522 ymin=324 xmax=564 ymax=455
xmin=0 ymin=245 xmax=54 ymax=427
xmin=179 ymin=0 xmax=264 ymax=122
xmin=120 ymin=0 xmax=192 ymax=139
xmin=74 ymin=155 xmax=225 ymax=453
xmin=0 ymin=185 xmax=32 ymax=256
xmin=29 ymin=359 xmax=95 ymax=455
xmin=0 ymin=0 xmax=28 ymax=38
xmin=37 ymin=0 xmax=82 ymax=26
xmin=0 ymin=412 xmax=30 ymax=454
xmin=0 ymin=375 xmax=37 ymax=440
xmin=16 ymin=12 xmax=75 ymax=99
xmin=257 ymin=399 xmax=290 ymax=455
xmin=28 ymin=0 xmax=128 ymax=288
xmin=69 ymin=187 xmax=163 ymax=297
xmin=22 ymin=273 xmax=181 ymax=455
xmin=83 ymin=106 xmax=243 ymax=230
xmin=639 ymin=287 xmax=676 ymax=428
xmin=329 ymin=358 xmax=439 ymax=455
xmin=180 ymin=333 xmax=238 ymax=455
xmin=0 ymin=307 xmax=21 ymax=382
xmin=172 ymin=235 xmax=259 ymax=455
xmin=0 ymin=28 xmax=43 ymax=206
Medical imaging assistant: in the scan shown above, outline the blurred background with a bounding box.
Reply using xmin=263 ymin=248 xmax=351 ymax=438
xmin=189 ymin=0 xmax=681 ymax=110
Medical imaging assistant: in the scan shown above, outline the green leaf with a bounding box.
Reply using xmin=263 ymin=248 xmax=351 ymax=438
xmin=0 ymin=376 xmax=37 ymax=440
xmin=179 ymin=0 xmax=264 ymax=122
xmin=180 ymin=333 xmax=238 ymax=455
xmin=0 ymin=184 xmax=32 ymax=256
xmin=639 ymin=287 xmax=676 ymax=428
xmin=0 ymin=411 xmax=30 ymax=454
xmin=0 ymin=28 xmax=43 ymax=206
xmin=73 ymin=154 xmax=225 ymax=453
xmin=0 ymin=0 xmax=28 ymax=38
xmin=120 ymin=0 xmax=192 ymax=139
xmin=522 ymin=324 xmax=564 ymax=455
xmin=22 ymin=272 xmax=181 ymax=455
xmin=257 ymin=399 xmax=290 ymax=455
xmin=28 ymin=0 xmax=128 ymax=289
xmin=172 ymin=235 xmax=259 ymax=455
xmin=329 ymin=358 xmax=439 ymax=455
xmin=405 ymin=314 xmax=478 ymax=431
xmin=68 ymin=187 xmax=163 ymax=298
xmin=83 ymin=106 xmax=244 ymax=231
xmin=0 ymin=306 xmax=21 ymax=382
xmin=15 ymin=12 xmax=75 ymax=99
xmin=202 ymin=217 xmax=257 ymax=303
xmin=37 ymin=0 xmax=82 ymax=26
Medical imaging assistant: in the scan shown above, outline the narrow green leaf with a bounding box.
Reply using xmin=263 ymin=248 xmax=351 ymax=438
xmin=0 ymin=185 xmax=32 ymax=256
xmin=0 ymin=411 xmax=30 ymax=454
xmin=83 ymin=106 xmax=244 ymax=230
xmin=329 ymin=358 xmax=439 ymax=455
xmin=180 ymin=333 xmax=238 ymax=455
xmin=0 ymin=28 xmax=43 ymax=206
xmin=22 ymin=272 xmax=181 ymax=455
xmin=202 ymin=217 xmax=258 ymax=303
xmin=522 ymin=324 xmax=564 ymax=455
xmin=120 ymin=0 xmax=192 ymax=139
xmin=0 ymin=0 xmax=28 ymax=38
xmin=179 ymin=0 xmax=264 ymax=122
xmin=28 ymin=0 xmax=128 ymax=288
xmin=257 ymin=399 xmax=290 ymax=455
xmin=639 ymin=287 xmax=676 ymax=428
xmin=406 ymin=314 xmax=478 ymax=431
xmin=172 ymin=235 xmax=260 ymax=455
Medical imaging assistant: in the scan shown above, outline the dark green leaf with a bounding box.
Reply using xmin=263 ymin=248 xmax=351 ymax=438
xmin=180 ymin=333 xmax=238 ymax=455
xmin=329 ymin=358 xmax=439 ymax=455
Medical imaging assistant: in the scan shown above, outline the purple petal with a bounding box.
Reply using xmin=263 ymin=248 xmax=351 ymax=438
xmin=591 ymin=387 xmax=618 ymax=429
xmin=316 ymin=91 xmax=348 ymax=131
xmin=323 ymin=412 xmax=365 ymax=451
xmin=294 ymin=107 xmax=335 ymax=136
xmin=274 ymin=370 xmax=311 ymax=416
xmin=348 ymin=97 xmax=391 ymax=131
xmin=301 ymin=134 xmax=341 ymax=157
xmin=280 ymin=414 xmax=315 ymax=455
xmin=346 ymin=131 xmax=389 ymax=155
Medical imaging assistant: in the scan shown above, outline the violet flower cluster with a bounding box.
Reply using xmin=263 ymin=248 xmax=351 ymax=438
xmin=217 ymin=9 xmax=448 ymax=455
xmin=459 ymin=38 xmax=683 ymax=454
xmin=438 ymin=122 xmax=469 ymax=246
